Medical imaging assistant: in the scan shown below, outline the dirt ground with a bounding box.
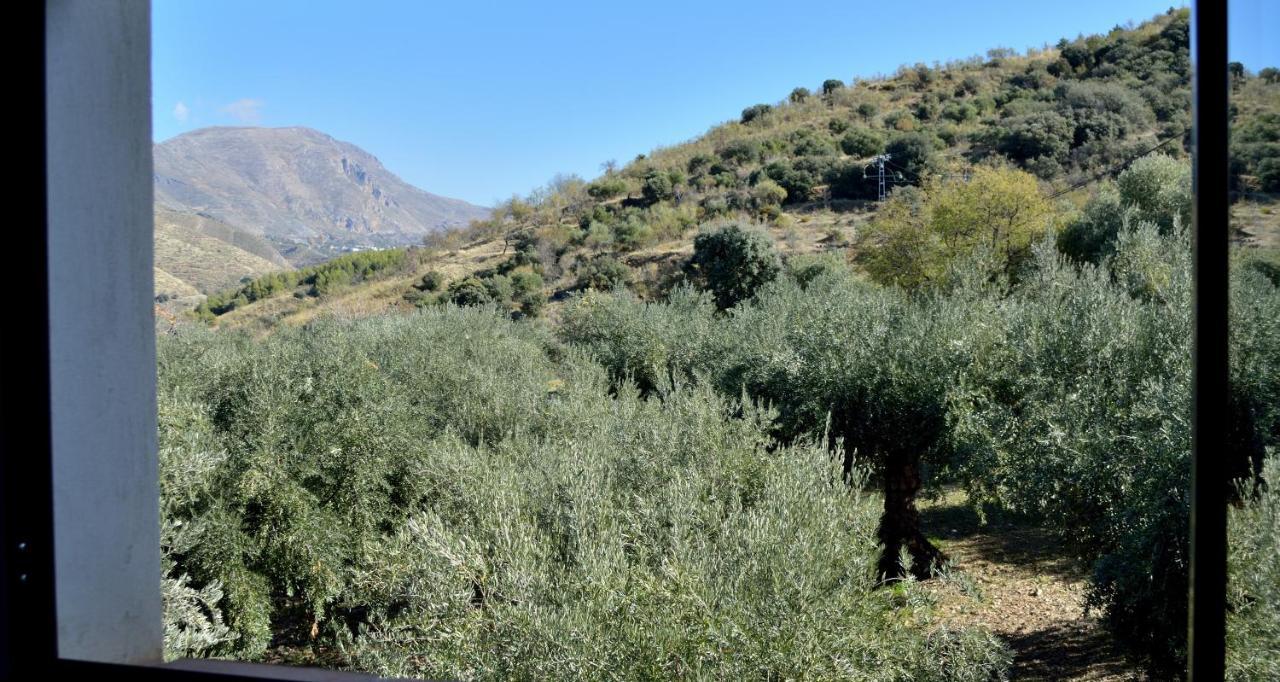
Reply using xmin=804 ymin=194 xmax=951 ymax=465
xmin=919 ymin=489 xmax=1148 ymax=681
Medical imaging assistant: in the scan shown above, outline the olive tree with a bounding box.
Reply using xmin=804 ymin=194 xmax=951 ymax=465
xmin=685 ymin=223 xmax=781 ymax=310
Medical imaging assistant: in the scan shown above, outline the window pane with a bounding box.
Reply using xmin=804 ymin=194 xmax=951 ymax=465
xmin=150 ymin=3 xmax=1223 ymax=679
xmin=1226 ymin=2 xmax=1280 ymax=679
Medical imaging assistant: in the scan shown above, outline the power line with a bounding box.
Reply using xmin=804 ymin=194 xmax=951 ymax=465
xmin=1047 ymin=135 xmax=1180 ymax=200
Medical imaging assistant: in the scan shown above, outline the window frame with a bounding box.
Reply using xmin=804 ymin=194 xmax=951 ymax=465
xmin=1 ymin=1 xmax=1234 ymax=679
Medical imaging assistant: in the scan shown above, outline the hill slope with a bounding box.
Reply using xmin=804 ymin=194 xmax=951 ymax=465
xmin=154 ymin=126 xmax=489 ymax=264
xmin=194 ymin=8 xmax=1277 ymax=332
xmin=154 ymin=207 xmax=289 ymax=298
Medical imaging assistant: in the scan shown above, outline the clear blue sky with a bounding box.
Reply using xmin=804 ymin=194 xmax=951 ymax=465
xmin=152 ymin=1 xmax=1277 ymax=208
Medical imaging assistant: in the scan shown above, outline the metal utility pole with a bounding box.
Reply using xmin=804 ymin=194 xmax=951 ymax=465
xmin=870 ymin=153 xmax=892 ymax=201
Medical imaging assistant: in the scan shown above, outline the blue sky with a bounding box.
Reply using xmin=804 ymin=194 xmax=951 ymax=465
xmin=153 ymin=1 xmax=1277 ymax=208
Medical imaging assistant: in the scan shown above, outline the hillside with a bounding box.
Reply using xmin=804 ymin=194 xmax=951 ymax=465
xmin=193 ymin=8 xmax=1277 ymax=333
xmin=154 ymin=207 xmax=288 ymax=299
xmin=154 ymin=126 xmax=489 ymax=265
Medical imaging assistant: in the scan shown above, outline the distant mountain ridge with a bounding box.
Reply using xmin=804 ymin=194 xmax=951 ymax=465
xmin=154 ymin=126 xmax=489 ymax=266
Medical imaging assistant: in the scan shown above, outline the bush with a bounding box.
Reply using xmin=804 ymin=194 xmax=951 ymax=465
xmin=415 ymin=270 xmax=446 ymax=292
xmin=574 ymin=254 xmax=632 ymax=291
xmin=587 ymin=176 xmax=628 ymax=200
xmin=740 ymin=103 xmax=772 ymax=124
xmin=718 ymin=138 xmax=762 ymax=167
xmin=822 ymin=79 xmax=844 ymax=95
xmin=1226 ymin=453 xmax=1280 ymax=681
xmin=685 ymin=223 xmax=782 ymax=310
xmin=448 ymin=276 xmax=492 ymax=307
xmin=510 ymin=270 xmax=544 ymax=317
xmin=751 ymin=178 xmax=788 ymax=208
xmin=885 ymin=133 xmax=937 ymax=184
xmin=841 ymin=128 xmax=885 ymax=158
xmin=789 ymin=86 xmax=810 ymax=103
xmin=790 ymin=128 xmax=837 ymax=156
xmin=641 ymin=169 xmax=675 ymax=205
xmin=992 ymin=111 xmax=1073 ymax=165
xmin=786 ymin=252 xmax=849 ymax=288
xmin=1059 ymin=156 xmax=1191 ymax=264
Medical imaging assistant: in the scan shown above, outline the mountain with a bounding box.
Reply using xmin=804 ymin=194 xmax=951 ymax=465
xmin=153 ymin=127 xmax=489 ymax=265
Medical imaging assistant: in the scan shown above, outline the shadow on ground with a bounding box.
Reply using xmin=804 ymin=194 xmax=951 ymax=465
xmin=1007 ymin=622 xmax=1146 ymax=681
xmin=919 ymin=494 xmax=1087 ymax=579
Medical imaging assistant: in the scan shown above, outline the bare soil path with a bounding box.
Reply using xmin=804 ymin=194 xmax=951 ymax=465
xmin=918 ymin=490 xmax=1148 ymax=681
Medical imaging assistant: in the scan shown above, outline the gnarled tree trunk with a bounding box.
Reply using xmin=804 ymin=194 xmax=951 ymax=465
xmin=876 ymin=449 xmax=946 ymax=580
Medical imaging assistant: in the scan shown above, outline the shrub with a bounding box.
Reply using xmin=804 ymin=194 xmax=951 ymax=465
xmin=448 ymin=276 xmax=492 ymax=307
xmin=992 ymin=111 xmax=1073 ymax=165
xmin=841 ymin=128 xmax=885 ymax=158
xmin=885 ymin=133 xmax=937 ymax=183
xmin=789 ymin=86 xmax=810 ymax=103
xmin=510 ymin=270 xmax=544 ymax=317
xmin=574 ymin=254 xmax=632 ymax=291
xmin=641 ymin=169 xmax=675 ymax=205
xmin=1115 ymin=154 xmax=1191 ymax=232
xmin=822 ymin=79 xmax=844 ymax=96
xmin=786 ymin=252 xmax=849 ymax=288
xmin=415 ymin=270 xmax=446 ymax=292
xmin=1226 ymin=453 xmax=1280 ymax=681
xmin=790 ymin=128 xmax=837 ymax=156
xmin=1059 ymin=156 xmax=1191 ymax=264
xmin=740 ymin=103 xmax=772 ymax=124
xmin=717 ymin=138 xmax=762 ymax=166
xmin=685 ymin=223 xmax=781 ymax=310
xmin=587 ymin=176 xmax=628 ymax=200
xmin=751 ymin=178 xmax=788 ymax=208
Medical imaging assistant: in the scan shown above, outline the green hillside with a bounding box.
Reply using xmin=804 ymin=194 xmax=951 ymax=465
xmin=192 ymin=8 xmax=1274 ymax=331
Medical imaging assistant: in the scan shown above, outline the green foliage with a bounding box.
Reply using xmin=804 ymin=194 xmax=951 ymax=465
xmin=1059 ymin=155 xmax=1191 ymax=263
xmin=990 ymin=111 xmax=1074 ymax=167
xmin=685 ymin=223 xmax=782 ymax=310
xmin=740 ymin=103 xmax=773 ymax=124
xmin=196 ymin=249 xmax=409 ymax=319
xmin=574 ymin=254 xmax=632 ymax=291
xmin=790 ymin=127 xmax=837 ymax=156
xmin=717 ymin=138 xmax=762 ymax=167
xmin=841 ymin=127 xmax=885 ymax=158
xmin=1232 ymin=111 xmax=1280 ymax=191
xmin=510 ymin=270 xmax=545 ymax=317
xmin=586 ymin=176 xmax=628 ymax=200
xmin=1226 ymin=453 xmax=1280 ymax=682
xmin=859 ymin=165 xmax=1053 ymax=288
xmin=416 ymin=270 xmax=446 ymax=292
xmin=789 ymin=86 xmax=810 ymax=103
xmin=750 ymin=178 xmax=788 ymax=208
xmin=1114 ymin=154 xmax=1191 ymax=231
xmin=159 ymin=310 xmax=1010 ymax=679
xmin=822 ymin=79 xmax=844 ymax=96
xmin=448 ymin=276 xmax=492 ymax=307
xmin=641 ymin=169 xmax=676 ymax=205
xmin=885 ymin=133 xmax=937 ymax=184
xmin=563 ymin=181 xmax=1280 ymax=675
xmin=786 ymin=252 xmax=850 ymax=289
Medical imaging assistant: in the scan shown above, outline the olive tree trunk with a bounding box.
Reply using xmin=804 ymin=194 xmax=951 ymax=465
xmin=876 ymin=449 xmax=946 ymax=580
